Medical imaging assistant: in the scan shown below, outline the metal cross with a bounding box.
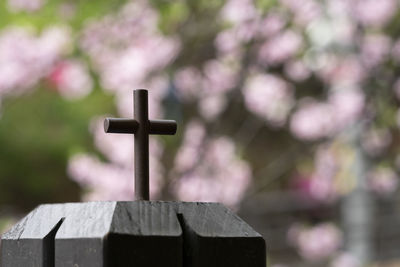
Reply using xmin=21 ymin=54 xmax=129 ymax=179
xmin=104 ymin=89 xmax=177 ymax=200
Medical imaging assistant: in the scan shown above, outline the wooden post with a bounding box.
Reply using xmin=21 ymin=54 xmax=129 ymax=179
xmin=0 ymin=202 xmax=266 ymax=267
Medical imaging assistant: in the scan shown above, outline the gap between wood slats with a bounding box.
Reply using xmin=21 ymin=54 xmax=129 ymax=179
xmin=43 ymin=218 xmax=64 ymax=267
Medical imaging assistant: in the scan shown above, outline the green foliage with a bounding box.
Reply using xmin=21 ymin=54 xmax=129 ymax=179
xmin=0 ymin=0 xmax=128 ymax=212
xmin=0 ymin=0 xmax=128 ymax=30
xmin=254 ymin=0 xmax=277 ymax=12
xmin=0 ymin=87 xmax=114 ymax=211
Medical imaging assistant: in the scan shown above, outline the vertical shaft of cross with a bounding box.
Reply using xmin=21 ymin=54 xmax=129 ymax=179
xmin=134 ymin=89 xmax=150 ymax=200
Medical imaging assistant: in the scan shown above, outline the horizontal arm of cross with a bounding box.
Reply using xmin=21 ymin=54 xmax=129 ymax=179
xmin=104 ymin=118 xmax=177 ymax=135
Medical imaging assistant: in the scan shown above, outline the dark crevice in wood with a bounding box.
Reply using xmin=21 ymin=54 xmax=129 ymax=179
xmin=103 ymin=233 xmax=109 ymax=267
xmin=43 ymin=217 xmax=64 ymax=267
xmin=177 ymin=213 xmax=194 ymax=267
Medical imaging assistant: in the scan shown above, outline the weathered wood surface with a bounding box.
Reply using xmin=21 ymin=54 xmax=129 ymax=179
xmin=0 ymin=202 xmax=116 ymax=267
xmin=0 ymin=201 xmax=266 ymax=267
xmin=176 ymin=202 xmax=265 ymax=267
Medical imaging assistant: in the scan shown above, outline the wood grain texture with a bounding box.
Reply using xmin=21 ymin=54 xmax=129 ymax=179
xmin=1 ymin=204 xmax=68 ymax=267
xmin=0 ymin=201 xmax=266 ymax=267
xmin=107 ymin=201 xmax=182 ymax=266
xmin=54 ymin=202 xmax=116 ymax=267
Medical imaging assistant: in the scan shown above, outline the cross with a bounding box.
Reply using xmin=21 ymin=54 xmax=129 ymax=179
xmin=104 ymin=89 xmax=177 ymax=200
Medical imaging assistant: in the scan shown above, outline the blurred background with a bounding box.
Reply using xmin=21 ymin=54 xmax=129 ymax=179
xmin=0 ymin=0 xmax=400 ymax=266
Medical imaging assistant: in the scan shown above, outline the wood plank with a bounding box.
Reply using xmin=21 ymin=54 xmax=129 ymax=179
xmin=54 ymin=202 xmax=117 ymax=267
xmin=107 ymin=201 xmax=182 ymax=267
xmin=175 ymin=202 xmax=266 ymax=267
xmin=1 ymin=204 xmax=67 ymax=267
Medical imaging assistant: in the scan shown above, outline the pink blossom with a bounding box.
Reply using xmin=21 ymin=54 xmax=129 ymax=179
xmin=333 ymin=19 xmax=356 ymax=46
xmin=284 ymin=60 xmax=311 ymax=82
xmin=351 ymin=0 xmax=397 ymax=27
xmin=80 ymin=1 xmax=158 ymax=55
xmin=99 ymin=38 xmax=179 ymax=93
xmin=198 ymin=94 xmax=227 ymax=120
xmin=244 ymin=73 xmax=294 ymax=127
xmin=290 ymin=99 xmax=335 ymax=140
xmin=68 ymin=117 xmax=165 ymax=200
xmin=7 ymin=0 xmax=45 ymax=13
xmin=0 ymin=26 xmax=70 ymax=97
xmin=310 ymin=146 xmax=338 ymax=201
xmin=38 ymin=27 xmax=71 ymax=61
xmin=221 ymin=0 xmax=258 ymax=25
xmin=258 ymin=30 xmax=302 ymax=66
xmin=326 ymin=0 xmax=351 ymax=17
xmin=318 ymin=56 xmax=365 ymax=86
xmin=173 ymin=122 xmax=251 ymax=208
xmin=91 ymin=117 xmax=134 ymax=166
xmin=331 ymin=253 xmax=361 ymax=267
xmin=48 ymin=59 xmax=93 ymax=100
xmin=207 ymin=137 xmax=236 ymax=166
xmin=202 ymin=59 xmax=238 ymax=93
xmin=291 ymin=175 xmax=337 ymax=204
xmin=287 ymin=222 xmax=303 ymax=245
xmin=329 ymin=88 xmax=365 ymax=128
xmin=214 ymin=29 xmax=244 ymax=56
xmin=308 ymin=176 xmax=337 ymax=203
xmin=290 ymin=88 xmax=364 ymax=141
xmin=116 ymin=76 xmax=168 ymax=118
xmin=289 ymin=223 xmax=343 ymax=261
xmin=236 ymin=20 xmax=261 ymax=42
xmin=175 ymin=59 xmax=238 ymax=106
xmin=80 ymin=1 xmax=180 ymax=93
xmin=281 ymin=0 xmax=321 ymax=26
xmin=368 ymin=167 xmax=399 ymax=196
xmin=215 ymin=13 xmax=258 ymax=54
xmin=174 ymin=67 xmax=202 ymax=100
xmin=68 ymin=153 xmax=135 ymax=200
xmin=258 ymin=13 xmax=287 ymax=38
xmin=361 ymin=34 xmax=391 ymax=68
xmin=292 ymin=145 xmax=339 ymax=203
xmin=361 ymin=128 xmax=392 ymax=157
xmin=306 ymin=16 xmax=355 ymax=48
xmin=173 ymin=121 xmax=206 ymax=173
xmin=68 ymin=149 xmax=164 ymax=201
